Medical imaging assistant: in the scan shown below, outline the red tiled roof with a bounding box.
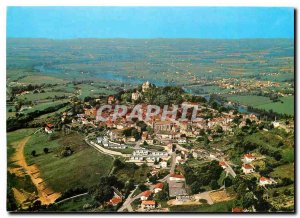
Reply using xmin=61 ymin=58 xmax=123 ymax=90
xmin=170 ymin=173 xmax=185 ymax=179
xmin=232 ymin=207 xmax=243 ymax=212
xmin=219 ymin=161 xmax=226 ymax=166
xmin=141 ymin=200 xmax=156 ymax=205
xmin=154 ymin=183 xmax=164 ymax=189
xmin=243 ymin=164 xmax=253 ymax=169
xmin=141 ymin=190 xmax=152 ymax=197
xmin=260 ymin=177 xmax=270 ymax=181
xmin=46 ymin=123 xmax=54 ymax=128
xmin=109 ymin=197 xmax=122 ymax=205
xmin=244 ymin=153 xmax=255 ymax=158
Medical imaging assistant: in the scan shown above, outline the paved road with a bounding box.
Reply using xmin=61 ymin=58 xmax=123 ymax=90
xmin=210 ymin=156 xmax=236 ymax=178
xmin=175 ymin=144 xmax=188 ymax=152
xmin=223 ymin=161 xmax=236 ymax=178
xmin=134 ymin=140 xmax=142 ymax=149
xmin=118 ymin=187 xmax=144 ymax=212
xmin=118 ymin=185 xmax=156 ymax=212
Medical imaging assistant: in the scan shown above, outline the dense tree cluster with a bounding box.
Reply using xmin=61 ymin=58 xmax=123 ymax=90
xmin=183 ymin=160 xmax=223 ymax=194
xmin=89 ymin=176 xmax=124 ymax=206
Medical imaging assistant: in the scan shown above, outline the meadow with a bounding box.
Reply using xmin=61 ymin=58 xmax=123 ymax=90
xmin=24 ymin=132 xmax=114 ymax=192
xmin=170 ymin=200 xmax=235 ymax=212
xmin=227 ymin=95 xmax=294 ymax=115
xmin=7 ymin=128 xmax=37 ymax=165
xmin=270 ymin=163 xmax=294 ymax=181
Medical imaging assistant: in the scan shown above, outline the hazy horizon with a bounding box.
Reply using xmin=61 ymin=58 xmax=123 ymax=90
xmin=7 ymin=7 xmax=294 ymax=39
xmin=6 ymin=37 xmax=294 ymax=40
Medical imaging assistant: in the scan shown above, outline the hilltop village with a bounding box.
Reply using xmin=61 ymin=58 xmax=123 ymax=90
xmin=20 ymin=81 xmax=292 ymax=212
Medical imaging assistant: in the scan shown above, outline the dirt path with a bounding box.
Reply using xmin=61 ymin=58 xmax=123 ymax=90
xmin=9 ymin=136 xmax=61 ymax=206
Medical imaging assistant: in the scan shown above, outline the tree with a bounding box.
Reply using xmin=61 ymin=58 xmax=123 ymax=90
xmin=211 ymin=102 xmax=218 ymax=110
xmin=61 ymin=147 xmax=72 ymax=157
xmin=30 ymin=200 xmax=42 ymax=211
xmin=199 ymin=199 xmax=208 ymax=204
xmin=149 ymin=175 xmax=158 ymax=184
xmin=124 ymin=179 xmax=135 ymax=197
xmin=246 ymin=118 xmax=252 ymax=126
xmin=209 ymin=179 xmax=220 ymax=190
xmin=138 ymin=184 xmax=148 ymax=192
xmin=43 ymin=148 xmax=49 ymax=154
xmin=223 ymin=177 xmax=233 ymax=187
xmin=203 ymin=136 xmax=209 ymax=147
xmin=121 ymin=93 xmax=131 ymax=103
xmin=92 ymin=185 xmax=114 ymax=205
xmin=155 ymin=183 xmax=169 ymax=201
xmin=241 ymin=192 xmax=256 ymax=209
xmin=273 ymin=151 xmax=282 ymax=161
xmin=277 ymin=141 xmax=284 ymax=147
xmin=31 ymin=150 xmax=36 ymax=157
xmin=113 ymin=159 xmax=124 ymax=169
xmin=190 ymin=181 xmax=203 ymax=194
xmin=216 ymin=126 xmax=223 ymax=133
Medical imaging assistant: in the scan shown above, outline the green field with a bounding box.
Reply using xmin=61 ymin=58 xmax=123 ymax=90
xmin=243 ymin=129 xmax=294 ymax=164
xmin=23 ymin=99 xmax=69 ymax=114
xmin=228 ymin=95 xmax=272 ymax=106
xmin=227 ymin=95 xmax=294 ymax=115
xmin=18 ymin=75 xmax=66 ymax=85
xmin=282 ymin=148 xmax=294 ymax=162
xmin=7 ymin=128 xmax=38 ymax=206
xmin=17 ymin=92 xmax=72 ymax=101
xmin=48 ymin=195 xmax=94 ymax=212
xmin=24 ymin=132 xmax=114 ymax=192
xmin=7 ymin=128 xmax=36 ymax=160
xmin=170 ymin=200 xmax=235 ymax=212
xmin=270 ymin=163 xmax=294 ymax=181
xmin=76 ymin=83 xmax=117 ymax=100
xmin=256 ymin=96 xmax=294 ymax=116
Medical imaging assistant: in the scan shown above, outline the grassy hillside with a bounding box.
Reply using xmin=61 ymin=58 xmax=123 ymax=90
xmin=24 ymin=131 xmax=114 ymax=192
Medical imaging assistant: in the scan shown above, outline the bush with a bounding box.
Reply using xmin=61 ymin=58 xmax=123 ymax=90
xmin=43 ymin=148 xmax=49 ymax=154
xmin=210 ymin=179 xmax=220 ymax=190
xmin=31 ymin=150 xmax=36 ymax=157
xmin=199 ymin=199 xmax=208 ymax=204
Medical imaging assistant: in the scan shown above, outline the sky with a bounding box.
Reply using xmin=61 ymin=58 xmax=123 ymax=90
xmin=6 ymin=7 xmax=294 ymax=39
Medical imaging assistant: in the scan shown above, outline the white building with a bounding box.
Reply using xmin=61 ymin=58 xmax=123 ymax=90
xmin=141 ymin=200 xmax=156 ymax=210
xmin=178 ymin=138 xmax=187 ymax=144
xmin=154 ymin=183 xmax=164 ymax=193
xmin=244 ymin=153 xmax=255 ymax=163
xmin=140 ymin=190 xmax=152 ymax=201
xmin=160 ymin=161 xmax=167 ymax=168
xmin=132 ymin=91 xmax=140 ymax=101
xmin=133 ymin=149 xmax=149 ymax=156
xmin=242 ymin=164 xmax=254 ymax=174
xmin=259 ymin=177 xmax=276 ymax=186
xmin=142 ymin=81 xmax=151 ymax=92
